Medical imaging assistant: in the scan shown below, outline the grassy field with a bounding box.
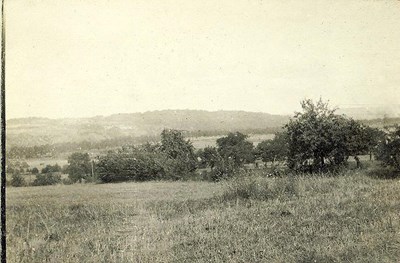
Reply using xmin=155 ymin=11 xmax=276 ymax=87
xmin=7 ymin=169 xmax=400 ymax=262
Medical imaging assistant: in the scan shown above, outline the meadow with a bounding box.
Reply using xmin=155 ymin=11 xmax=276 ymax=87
xmin=7 ymin=167 xmax=400 ymax=262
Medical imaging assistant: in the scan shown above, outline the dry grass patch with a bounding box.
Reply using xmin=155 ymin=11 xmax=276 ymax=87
xmin=7 ymin=172 xmax=400 ymax=262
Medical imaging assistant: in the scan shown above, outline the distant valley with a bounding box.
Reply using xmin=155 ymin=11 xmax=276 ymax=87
xmin=6 ymin=110 xmax=289 ymax=148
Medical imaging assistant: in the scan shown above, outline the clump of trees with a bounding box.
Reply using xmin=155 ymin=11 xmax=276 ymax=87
xmin=32 ymin=173 xmax=61 ymax=186
xmin=96 ymin=129 xmax=198 ymax=182
xmin=197 ymin=132 xmax=255 ymax=180
xmin=41 ymin=164 xmax=61 ymax=174
xmin=31 ymin=163 xmax=63 ymax=186
xmin=8 ymin=99 xmax=400 ymax=186
xmin=255 ymin=132 xmax=288 ymax=166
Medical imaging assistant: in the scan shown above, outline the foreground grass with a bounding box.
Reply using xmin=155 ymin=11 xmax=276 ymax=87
xmin=7 ymin=171 xmax=400 ymax=262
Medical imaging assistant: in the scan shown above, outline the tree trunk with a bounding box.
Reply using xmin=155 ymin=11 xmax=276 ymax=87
xmin=354 ymin=155 xmax=361 ymax=169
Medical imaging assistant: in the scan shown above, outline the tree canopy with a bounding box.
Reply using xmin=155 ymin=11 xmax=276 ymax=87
xmin=285 ymin=99 xmax=378 ymax=172
xmin=216 ymin=132 xmax=255 ymax=168
xmin=67 ymin=152 xmax=92 ymax=182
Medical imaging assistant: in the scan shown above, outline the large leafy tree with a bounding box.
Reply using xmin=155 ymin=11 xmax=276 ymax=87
xmin=286 ymin=99 xmax=340 ymax=172
xmin=216 ymin=132 xmax=255 ymax=168
xmin=285 ymin=99 xmax=377 ymax=172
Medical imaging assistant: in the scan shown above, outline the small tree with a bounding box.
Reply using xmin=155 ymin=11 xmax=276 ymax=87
xmin=256 ymin=132 xmax=288 ymax=166
xmin=216 ymin=132 xmax=255 ymax=168
xmin=67 ymin=153 xmax=92 ymax=182
xmin=33 ymin=174 xmax=61 ymax=186
xmin=41 ymin=164 xmax=61 ymax=174
xmin=31 ymin=167 xmax=39 ymax=174
xmin=341 ymin=120 xmax=374 ymax=168
xmin=160 ymin=129 xmax=197 ymax=178
xmin=197 ymin=146 xmax=220 ymax=169
xmin=11 ymin=171 xmax=25 ymax=187
xmin=20 ymin=161 xmax=30 ymax=173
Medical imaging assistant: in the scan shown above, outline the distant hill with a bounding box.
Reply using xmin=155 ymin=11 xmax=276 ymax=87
xmin=7 ymin=108 xmax=400 ymax=149
xmin=6 ymin=110 xmax=290 ymax=147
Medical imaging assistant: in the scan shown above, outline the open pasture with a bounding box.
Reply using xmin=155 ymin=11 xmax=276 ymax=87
xmin=7 ymin=170 xmax=400 ymax=262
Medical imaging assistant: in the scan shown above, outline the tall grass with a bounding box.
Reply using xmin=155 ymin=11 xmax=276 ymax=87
xmin=7 ymin=170 xmax=400 ymax=262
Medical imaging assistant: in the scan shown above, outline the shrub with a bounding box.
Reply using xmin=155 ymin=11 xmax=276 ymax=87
xmin=41 ymin=164 xmax=61 ymax=174
xmin=97 ymin=130 xmax=198 ymax=183
xmin=208 ymin=158 xmax=237 ymax=181
xmin=10 ymin=173 xmax=26 ymax=187
xmin=375 ymin=125 xmax=400 ymax=172
xmin=62 ymin=178 xmax=74 ymax=185
xmin=97 ymin=146 xmax=172 ymax=182
xmin=32 ymin=173 xmax=61 ymax=186
xmin=366 ymin=166 xmax=399 ymax=179
xmin=67 ymin=152 xmax=92 ymax=183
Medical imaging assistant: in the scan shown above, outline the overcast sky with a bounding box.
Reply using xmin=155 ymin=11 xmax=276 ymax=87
xmin=6 ymin=0 xmax=400 ymax=119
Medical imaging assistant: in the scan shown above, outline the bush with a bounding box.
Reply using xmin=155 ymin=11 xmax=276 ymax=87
xmin=32 ymin=173 xmax=61 ymax=186
xmin=10 ymin=173 xmax=26 ymax=187
xmin=62 ymin=178 xmax=74 ymax=185
xmin=41 ymin=164 xmax=61 ymax=174
xmin=67 ymin=152 xmax=92 ymax=183
xmin=97 ymin=130 xmax=198 ymax=183
xmin=208 ymin=158 xmax=237 ymax=181
xmin=97 ymin=146 xmax=172 ymax=183
xmin=375 ymin=125 xmax=400 ymax=172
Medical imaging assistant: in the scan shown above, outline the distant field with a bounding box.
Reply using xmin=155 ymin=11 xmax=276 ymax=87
xmin=17 ymin=134 xmax=275 ymax=170
xmin=7 ymin=169 xmax=400 ymax=262
xmin=189 ymin=133 xmax=274 ymax=149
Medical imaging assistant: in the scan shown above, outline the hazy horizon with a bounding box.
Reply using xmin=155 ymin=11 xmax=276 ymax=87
xmin=6 ymin=105 xmax=400 ymax=122
xmin=6 ymin=0 xmax=400 ymax=119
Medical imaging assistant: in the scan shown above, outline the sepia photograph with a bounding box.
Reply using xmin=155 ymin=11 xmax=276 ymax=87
xmin=2 ymin=0 xmax=400 ymax=262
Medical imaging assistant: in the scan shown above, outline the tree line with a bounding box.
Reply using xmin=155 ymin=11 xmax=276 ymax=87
xmin=8 ymin=99 xmax=400 ymax=186
xmin=66 ymin=99 xmax=399 ymax=183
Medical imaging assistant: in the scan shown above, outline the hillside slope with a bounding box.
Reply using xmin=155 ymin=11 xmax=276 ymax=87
xmin=6 ymin=110 xmax=289 ymax=147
